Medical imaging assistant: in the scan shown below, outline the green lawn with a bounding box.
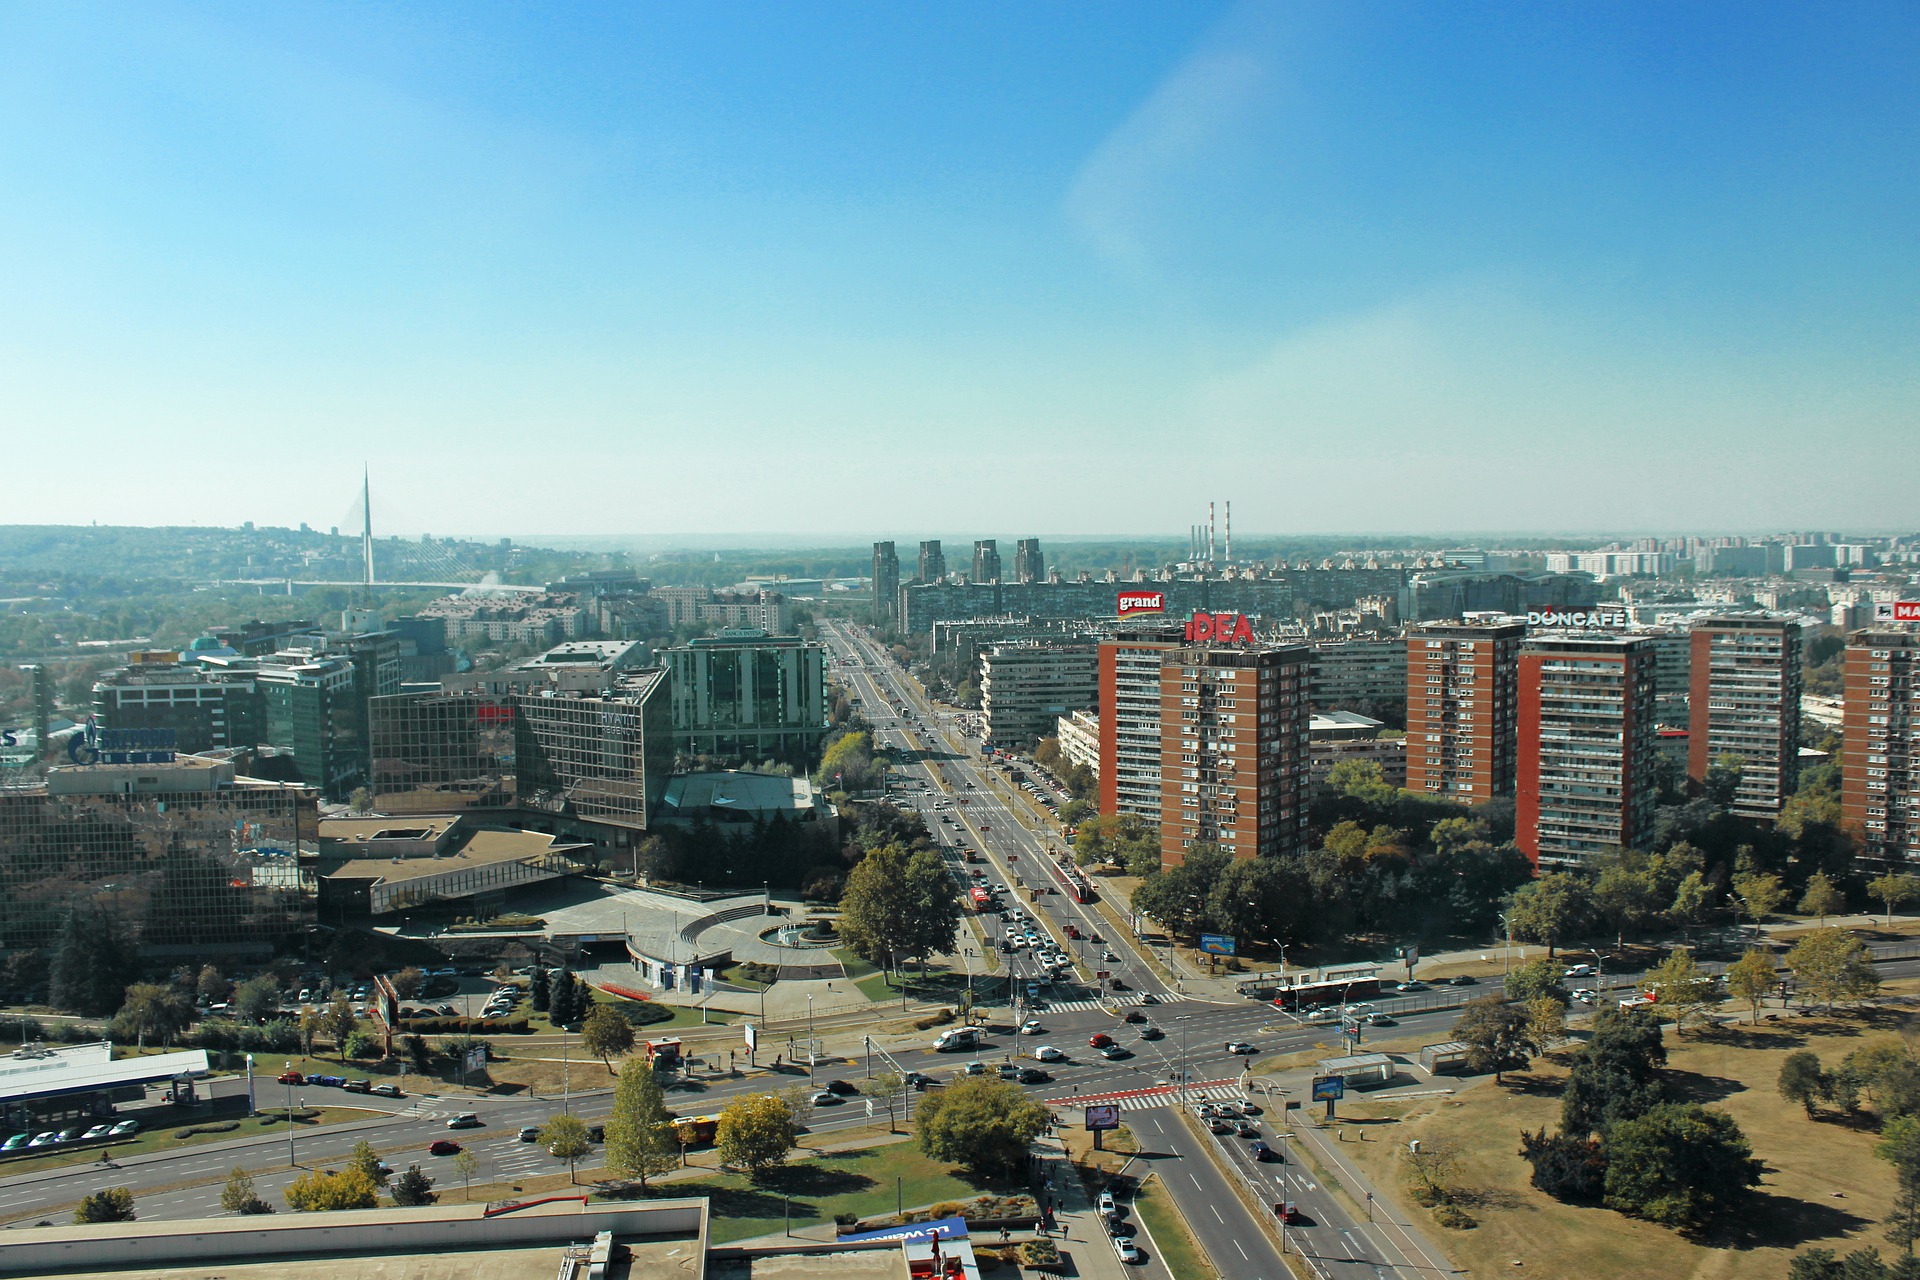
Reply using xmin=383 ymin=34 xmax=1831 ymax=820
xmin=1135 ymin=1173 xmax=1217 ymax=1279
xmin=657 ymin=1140 xmax=1014 ymax=1244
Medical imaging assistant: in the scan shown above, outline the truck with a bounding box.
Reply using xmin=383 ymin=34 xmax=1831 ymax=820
xmin=933 ymin=1027 xmax=980 ymax=1052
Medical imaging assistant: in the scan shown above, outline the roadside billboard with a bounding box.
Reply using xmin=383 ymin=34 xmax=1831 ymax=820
xmin=1084 ymin=1104 xmax=1120 ymax=1131
xmin=1199 ymin=934 xmax=1236 ymax=956
xmin=1117 ymin=590 xmax=1166 ymax=618
xmin=1310 ymin=1074 xmax=1346 ymax=1102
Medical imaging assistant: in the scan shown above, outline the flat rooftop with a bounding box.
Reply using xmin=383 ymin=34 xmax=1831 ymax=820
xmin=657 ymin=771 xmax=815 ymax=820
xmin=0 ymin=1042 xmax=209 ymax=1106
xmin=320 ymin=829 xmax=583 ymax=885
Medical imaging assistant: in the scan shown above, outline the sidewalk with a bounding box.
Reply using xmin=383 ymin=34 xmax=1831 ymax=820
xmin=1288 ymin=1117 xmax=1459 ymax=1277
xmin=1031 ymin=1132 xmax=1134 ymax=1280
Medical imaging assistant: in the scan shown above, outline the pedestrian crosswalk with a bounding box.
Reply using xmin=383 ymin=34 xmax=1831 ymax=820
xmin=1036 ymin=1078 xmax=1245 ymax=1114
xmin=1025 ymin=994 xmax=1147 ymax=1015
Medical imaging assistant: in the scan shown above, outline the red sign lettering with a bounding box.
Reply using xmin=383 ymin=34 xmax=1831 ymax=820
xmin=1185 ymin=612 xmax=1256 ymax=644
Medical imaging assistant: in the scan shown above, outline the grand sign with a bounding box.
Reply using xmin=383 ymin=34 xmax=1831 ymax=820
xmin=1526 ymin=609 xmax=1629 ymax=629
xmin=1117 ymin=590 xmax=1165 ymax=617
xmin=1186 ymin=612 xmax=1255 ymax=643
xmin=67 ymin=717 xmax=176 ymax=765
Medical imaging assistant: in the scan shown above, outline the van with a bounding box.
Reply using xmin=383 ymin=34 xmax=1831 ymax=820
xmin=934 ymin=1027 xmax=979 ymax=1052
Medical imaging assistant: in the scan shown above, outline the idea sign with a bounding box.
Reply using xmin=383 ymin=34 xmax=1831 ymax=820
xmin=1185 ymin=612 xmax=1255 ymax=644
xmin=1117 ymin=590 xmax=1166 ymax=617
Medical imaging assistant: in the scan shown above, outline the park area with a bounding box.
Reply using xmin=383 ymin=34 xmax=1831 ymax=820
xmin=1328 ymin=998 xmax=1920 ymax=1279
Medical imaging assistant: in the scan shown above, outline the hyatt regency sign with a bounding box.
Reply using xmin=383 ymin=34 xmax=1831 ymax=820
xmin=1527 ymin=610 xmax=1629 ymax=629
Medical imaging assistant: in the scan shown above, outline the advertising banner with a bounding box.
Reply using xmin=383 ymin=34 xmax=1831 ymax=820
xmin=1310 ymin=1074 xmax=1346 ymax=1102
xmin=1199 ymin=934 xmax=1236 ymax=956
xmin=1117 ymin=590 xmax=1166 ymax=617
xmin=1084 ymin=1104 xmax=1120 ymax=1131
xmin=1874 ymin=601 xmax=1920 ymax=622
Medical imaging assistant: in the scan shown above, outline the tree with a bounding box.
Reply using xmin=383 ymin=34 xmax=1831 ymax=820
xmin=1562 ymin=1009 xmax=1668 ymax=1137
xmin=1726 ymin=948 xmax=1778 ymax=1024
xmin=1870 ymin=874 xmax=1920 ymax=927
xmin=902 ymin=847 xmax=962 ymax=974
xmin=451 ymin=1149 xmax=480 ymax=1200
xmin=115 ymin=983 xmax=193 ymax=1048
xmin=915 ymin=1076 xmax=1050 ymax=1178
xmin=1453 ymin=995 xmax=1537 ymax=1083
xmin=325 ymin=993 xmax=359 ymax=1055
xmin=715 ymin=1092 xmax=798 ymax=1180
xmin=1505 ymin=873 xmax=1594 ymax=957
xmin=48 ymin=906 xmax=139 ymax=1016
xmin=1801 ymin=872 xmax=1847 ymax=926
xmin=346 ymin=1139 xmax=390 ymax=1186
xmin=390 ymin=966 xmax=426 ymax=1001
xmin=581 ymin=1004 xmax=636 ymax=1073
xmin=233 ymin=974 xmax=281 ymax=1024
xmin=839 ymin=842 xmax=916 ymax=975
xmin=604 ymin=1057 xmax=679 ymax=1189
xmin=1732 ymin=871 xmax=1788 ymax=937
xmin=73 ymin=1187 xmax=137 ymax=1223
xmin=1779 ymin=1050 xmax=1828 ymax=1118
xmin=1517 ymin=1128 xmax=1606 ymax=1203
xmin=540 ymin=1112 xmax=593 ymax=1183
xmin=1594 ymin=863 xmax=1660 ymax=948
xmin=1788 ymin=927 xmax=1881 ymax=1012
xmin=865 ymin=1071 xmax=907 ymax=1133
xmin=1877 ymin=1115 xmax=1920 ymax=1257
xmin=1645 ymin=949 xmax=1718 ymax=1037
xmin=197 ymin=965 xmax=232 ymax=1006
xmin=547 ymin=969 xmax=580 ymax=1026
xmin=1669 ymin=870 xmax=1715 ymax=940
xmin=1602 ymin=1102 xmax=1761 ymax=1228
xmin=390 ymin=1164 xmax=437 ymax=1207
xmin=530 ymin=965 xmax=551 ymax=1013
xmin=284 ymin=1165 xmax=379 ymax=1211
xmin=403 ymin=1033 xmax=434 ymax=1075
xmin=220 ymin=1166 xmax=272 ymax=1215
xmin=1526 ymin=995 xmax=1568 ymax=1051
xmin=1702 ymin=755 xmax=1745 ymax=808
xmin=298 ymin=1007 xmax=323 ymax=1056
xmin=1504 ymin=958 xmax=1571 ymax=1009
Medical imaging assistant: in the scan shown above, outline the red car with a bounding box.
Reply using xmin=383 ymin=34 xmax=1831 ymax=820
xmin=1088 ymin=1032 xmax=1114 ymax=1049
xmin=429 ymin=1140 xmax=461 ymax=1156
xmin=276 ymin=1070 xmax=304 ymax=1085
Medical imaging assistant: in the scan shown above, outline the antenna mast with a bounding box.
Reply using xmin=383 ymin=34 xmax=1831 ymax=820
xmin=361 ymin=466 xmax=375 ymax=604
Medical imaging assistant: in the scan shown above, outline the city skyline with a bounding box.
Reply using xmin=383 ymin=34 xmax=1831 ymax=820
xmin=1 ymin=2 xmax=1914 ymax=535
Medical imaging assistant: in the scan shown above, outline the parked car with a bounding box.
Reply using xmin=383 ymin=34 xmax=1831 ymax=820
xmin=447 ymin=1114 xmax=481 ymax=1129
xmin=26 ymin=1132 xmax=58 ymax=1148
xmin=108 ymin=1120 xmax=139 ymax=1136
xmin=343 ymin=1079 xmax=372 ymax=1093
xmin=0 ymin=1135 xmax=28 ymax=1153
xmin=277 ymin=1070 xmax=304 ymax=1085
xmin=429 ymin=1140 xmax=461 ymax=1156
xmin=1097 ymin=1192 xmax=1118 ymax=1215
xmin=1114 ymin=1238 xmax=1145 ymax=1264
xmin=372 ymin=1083 xmax=404 ymax=1099
xmin=82 ymin=1125 xmax=111 ymax=1140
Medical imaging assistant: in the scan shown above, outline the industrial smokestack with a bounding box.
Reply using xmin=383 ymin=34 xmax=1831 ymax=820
xmin=1208 ymin=502 xmax=1215 ymax=564
xmin=1225 ymin=501 xmax=1232 ymax=566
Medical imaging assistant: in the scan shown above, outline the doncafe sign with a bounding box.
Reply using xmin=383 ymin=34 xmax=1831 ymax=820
xmin=1186 ymin=612 xmax=1256 ymax=643
xmin=1527 ymin=610 xmax=1629 ymax=628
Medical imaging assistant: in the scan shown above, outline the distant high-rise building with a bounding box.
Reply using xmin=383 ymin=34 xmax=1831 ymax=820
xmin=1687 ymin=615 xmax=1802 ymax=820
xmin=1405 ymin=621 xmax=1525 ymax=804
xmin=1156 ymin=642 xmax=1312 ymax=867
xmin=871 ymin=542 xmax=900 ymax=628
xmin=666 ymin=632 xmax=829 ymax=760
xmin=1014 ymin=538 xmax=1045 ymax=585
xmin=917 ymin=540 xmax=946 ymax=584
xmin=1842 ymin=628 xmax=1920 ymax=868
xmin=980 ymin=642 xmax=1095 ymax=751
xmin=972 ymin=540 xmax=1002 ymax=584
xmin=1518 ymin=635 xmax=1659 ymax=866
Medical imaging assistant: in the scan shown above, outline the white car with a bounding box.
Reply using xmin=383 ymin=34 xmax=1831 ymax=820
xmin=1020 ymin=1019 xmax=1044 ymax=1035
xmin=1572 ymin=988 xmax=1597 ymax=1003
xmin=1114 ymin=1238 xmax=1144 ymax=1264
xmin=1224 ymin=1041 xmax=1257 ymax=1055
xmin=1097 ymin=1191 xmax=1118 ymax=1215
xmin=1564 ymin=964 xmax=1594 ymax=978
xmin=1034 ymin=1045 xmax=1065 ymax=1062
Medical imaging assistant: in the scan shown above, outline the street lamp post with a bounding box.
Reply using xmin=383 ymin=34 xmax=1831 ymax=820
xmin=1175 ymin=1015 xmax=1193 ymax=1110
xmin=245 ymin=1053 xmax=255 ymax=1116
xmin=284 ymin=1071 xmax=296 ymax=1168
xmin=807 ymin=994 xmax=816 ymax=1081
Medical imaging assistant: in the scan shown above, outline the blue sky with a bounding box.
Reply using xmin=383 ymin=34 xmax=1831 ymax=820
xmin=0 ymin=2 xmax=1913 ymax=539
